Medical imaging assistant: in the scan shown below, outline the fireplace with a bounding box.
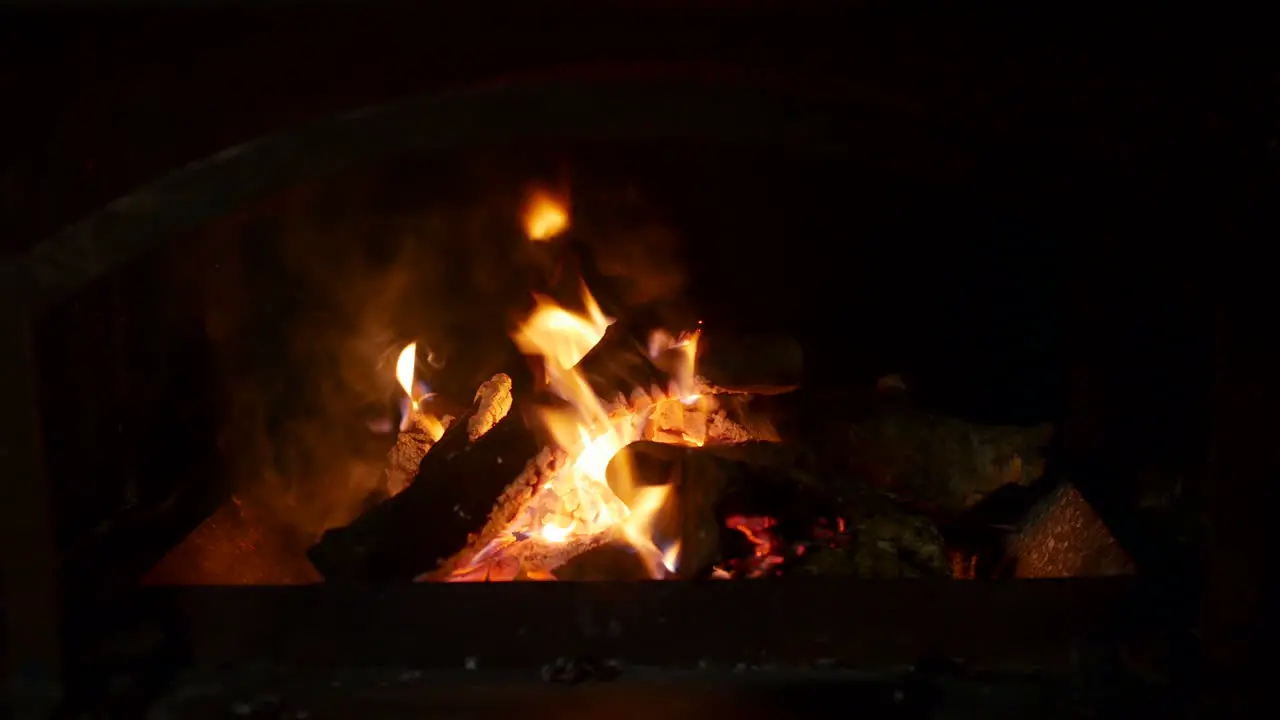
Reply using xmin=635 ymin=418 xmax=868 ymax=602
xmin=4 ymin=73 xmax=1232 ymax=716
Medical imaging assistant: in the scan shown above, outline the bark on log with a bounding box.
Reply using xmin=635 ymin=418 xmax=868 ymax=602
xmin=307 ymin=375 xmax=546 ymax=582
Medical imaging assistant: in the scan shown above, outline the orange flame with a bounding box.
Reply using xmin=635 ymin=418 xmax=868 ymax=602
xmin=522 ymin=189 xmax=570 ymax=242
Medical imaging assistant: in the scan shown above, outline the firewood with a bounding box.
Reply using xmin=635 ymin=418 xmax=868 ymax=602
xmin=606 ymin=441 xmax=839 ymax=579
xmin=825 ymin=385 xmax=1055 ymax=518
xmin=380 ymin=410 xmax=449 ymax=498
xmin=550 ymin=540 xmax=653 ymax=581
xmin=307 ymin=374 xmax=547 ymax=582
xmin=575 ymin=322 xmax=672 ymax=400
xmin=1007 ymin=481 xmax=1134 ymax=578
xmin=578 ymin=325 xmax=802 ymax=402
xmin=695 ymin=333 xmax=802 ymax=395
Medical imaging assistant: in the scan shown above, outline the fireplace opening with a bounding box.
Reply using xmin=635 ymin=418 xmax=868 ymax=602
xmin=34 ymin=135 xmax=1182 ymax=594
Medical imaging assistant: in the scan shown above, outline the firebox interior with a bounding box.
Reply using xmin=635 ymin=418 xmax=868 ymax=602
xmin=33 ymin=138 xmax=1171 ymax=591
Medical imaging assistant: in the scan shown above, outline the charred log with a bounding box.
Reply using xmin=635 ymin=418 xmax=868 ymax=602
xmin=551 ymin=541 xmax=654 ymax=581
xmin=576 ymin=322 xmax=672 ymax=401
xmin=695 ymin=333 xmax=803 ymax=394
xmin=307 ymin=375 xmax=547 ymax=582
xmin=825 ymin=386 xmax=1054 ymax=518
xmin=607 ymin=441 xmax=840 ymax=578
xmin=577 ymin=325 xmax=802 ymax=402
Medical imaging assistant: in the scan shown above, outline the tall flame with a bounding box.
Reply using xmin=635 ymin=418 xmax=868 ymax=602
xmin=510 ymin=283 xmax=636 ymax=546
xmin=396 ymin=342 xmax=418 ymax=409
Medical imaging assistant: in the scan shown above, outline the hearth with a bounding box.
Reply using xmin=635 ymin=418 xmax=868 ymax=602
xmin=5 ymin=79 xmax=1214 ymax=716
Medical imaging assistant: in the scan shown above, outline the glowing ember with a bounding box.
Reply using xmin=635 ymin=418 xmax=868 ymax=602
xmin=720 ymin=515 xmax=786 ymax=578
xmin=522 ymin=189 xmax=570 ymax=242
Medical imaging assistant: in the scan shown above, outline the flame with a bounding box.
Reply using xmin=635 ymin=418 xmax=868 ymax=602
xmin=522 ymin=189 xmax=570 ymax=242
xmin=448 ymin=273 xmax=706 ymax=580
xmin=649 ymin=328 xmax=702 ymax=402
xmin=661 ymin=541 xmax=682 ymax=575
xmin=394 ymin=341 xmax=444 ymax=435
xmin=396 ymin=343 xmax=419 ymax=409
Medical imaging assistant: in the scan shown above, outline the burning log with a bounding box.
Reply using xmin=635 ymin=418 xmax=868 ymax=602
xmin=607 ymin=441 xmax=840 ymax=578
xmin=307 ymin=374 xmax=550 ymax=582
xmin=578 ymin=323 xmax=802 ymax=403
xmin=576 ymin=322 xmax=672 ymax=401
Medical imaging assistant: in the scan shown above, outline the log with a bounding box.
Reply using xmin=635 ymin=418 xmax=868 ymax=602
xmin=605 ymin=441 xmax=840 ymax=578
xmin=551 ymin=541 xmax=654 ymax=581
xmin=575 ymin=321 xmax=672 ymax=401
xmin=379 ymin=409 xmax=449 ymax=498
xmin=695 ymin=333 xmax=802 ymax=394
xmin=307 ymin=374 xmax=548 ymax=582
xmin=1006 ymin=481 xmax=1135 ymax=578
xmin=827 ymin=389 xmax=1055 ymax=518
xmin=577 ymin=325 xmax=802 ymax=402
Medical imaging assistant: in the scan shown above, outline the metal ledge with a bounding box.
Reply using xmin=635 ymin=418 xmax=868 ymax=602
xmin=79 ymin=578 xmax=1141 ymax=671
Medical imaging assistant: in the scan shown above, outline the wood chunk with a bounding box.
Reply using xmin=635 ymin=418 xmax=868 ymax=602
xmin=1008 ymin=481 xmax=1135 ymax=578
xmin=424 ymin=445 xmax=571 ymax=580
xmin=696 ymin=333 xmax=802 ymax=393
xmin=306 ymin=376 xmax=544 ymax=583
xmin=575 ymin=322 xmax=671 ymax=400
xmin=468 ymin=373 xmax=513 ymax=441
xmin=607 ymin=441 xmax=838 ymax=579
xmin=551 ymin=541 xmax=653 ymax=581
xmin=834 ymin=398 xmax=1054 ymax=518
xmin=382 ymin=411 xmax=448 ymax=497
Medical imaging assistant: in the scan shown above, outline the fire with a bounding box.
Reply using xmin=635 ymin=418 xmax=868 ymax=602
xmin=449 ymin=276 xmax=705 ymax=580
xmin=522 ymin=189 xmax=570 ymax=242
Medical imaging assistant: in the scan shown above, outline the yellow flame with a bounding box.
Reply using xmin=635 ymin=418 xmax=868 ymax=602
xmin=396 ymin=343 xmax=418 ymax=407
xmin=662 ymin=541 xmax=682 ymax=574
xmin=522 ymin=190 xmax=570 ymax=242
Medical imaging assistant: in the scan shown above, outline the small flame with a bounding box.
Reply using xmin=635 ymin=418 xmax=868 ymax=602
xmin=649 ymin=328 xmax=702 ymax=402
xmin=396 ymin=343 xmax=418 ymax=408
xmin=522 ymin=189 xmax=570 ymax=242
xmin=661 ymin=541 xmax=681 ymax=575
